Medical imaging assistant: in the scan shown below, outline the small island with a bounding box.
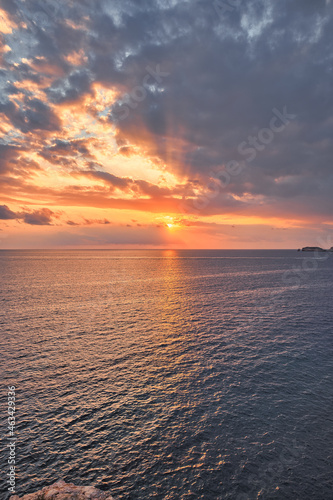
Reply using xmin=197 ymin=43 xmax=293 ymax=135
xmin=300 ymin=246 xmax=333 ymax=252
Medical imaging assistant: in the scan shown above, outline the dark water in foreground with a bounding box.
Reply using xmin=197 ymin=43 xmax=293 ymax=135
xmin=1 ymin=250 xmax=333 ymax=499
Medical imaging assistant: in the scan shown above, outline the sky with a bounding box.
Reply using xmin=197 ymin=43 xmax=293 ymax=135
xmin=0 ymin=0 xmax=332 ymax=249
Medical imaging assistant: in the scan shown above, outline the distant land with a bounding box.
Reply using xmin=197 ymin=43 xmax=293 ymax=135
xmin=300 ymin=247 xmax=333 ymax=252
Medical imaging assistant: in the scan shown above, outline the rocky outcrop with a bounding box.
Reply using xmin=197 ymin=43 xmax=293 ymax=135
xmin=9 ymin=480 xmax=114 ymax=500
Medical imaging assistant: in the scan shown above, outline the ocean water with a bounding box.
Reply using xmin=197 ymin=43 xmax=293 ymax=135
xmin=1 ymin=249 xmax=333 ymax=500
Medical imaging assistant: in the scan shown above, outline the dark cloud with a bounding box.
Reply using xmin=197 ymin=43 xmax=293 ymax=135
xmin=0 ymin=204 xmax=17 ymax=219
xmin=0 ymin=144 xmax=42 ymax=180
xmin=39 ymin=139 xmax=95 ymax=166
xmin=72 ymin=166 xmax=188 ymax=199
xmin=82 ymin=218 xmax=111 ymax=225
xmin=0 ymin=205 xmax=55 ymax=225
xmin=66 ymin=218 xmax=111 ymax=226
xmin=46 ymin=70 xmax=92 ymax=104
xmin=0 ymin=144 xmax=23 ymax=175
xmin=0 ymin=98 xmax=61 ymax=133
xmin=118 ymin=145 xmax=135 ymax=156
xmin=0 ymin=0 xmax=18 ymax=15
xmin=78 ymin=168 xmax=130 ymax=190
xmin=22 ymin=208 xmax=55 ymax=225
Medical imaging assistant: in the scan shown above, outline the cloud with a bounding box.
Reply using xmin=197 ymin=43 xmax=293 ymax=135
xmin=46 ymin=70 xmax=92 ymax=104
xmin=22 ymin=208 xmax=55 ymax=225
xmin=0 ymin=204 xmax=17 ymax=219
xmin=0 ymin=98 xmax=61 ymax=133
xmin=0 ymin=205 xmax=56 ymax=225
xmin=76 ymin=168 xmax=130 ymax=190
xmin=70 ymin=166 xmax=186 ymax=199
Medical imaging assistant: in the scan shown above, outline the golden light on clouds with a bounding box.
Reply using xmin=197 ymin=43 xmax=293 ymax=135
xmin=0 ymin=1 xmax=331 ymax=249
xmin=0 ymin=9 xmax=15 ymax=34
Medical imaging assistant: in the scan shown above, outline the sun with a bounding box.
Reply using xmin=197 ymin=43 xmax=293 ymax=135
xmin=159 ymin=216 xmax=182 ymax=230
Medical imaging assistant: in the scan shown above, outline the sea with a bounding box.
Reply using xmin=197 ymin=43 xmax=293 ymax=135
xmin=1 ymin=250 xmax=332 ymax=500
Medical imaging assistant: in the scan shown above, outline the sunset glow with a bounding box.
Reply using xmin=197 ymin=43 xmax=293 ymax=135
xmin=0 ymin=1 xmax=332 ymax=249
